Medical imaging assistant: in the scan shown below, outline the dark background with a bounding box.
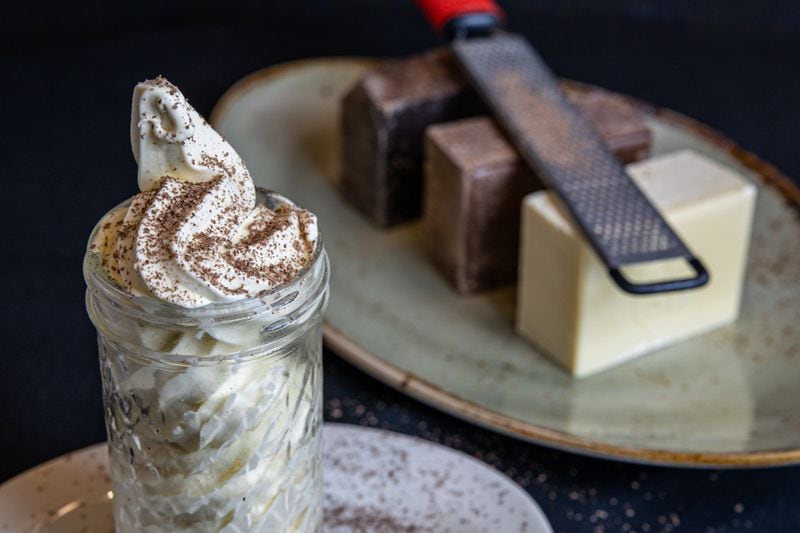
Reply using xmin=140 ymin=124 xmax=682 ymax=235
xmin=1 ymin=1 xmax=799 ymax=531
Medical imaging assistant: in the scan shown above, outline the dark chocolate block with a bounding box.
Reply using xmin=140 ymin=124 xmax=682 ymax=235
xmin=340 ymin=49 xmax=483 ymax=227
xmin=424 ymin=90 xmax=651 ymax=293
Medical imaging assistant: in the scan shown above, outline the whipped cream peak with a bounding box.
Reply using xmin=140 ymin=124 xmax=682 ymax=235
xmin=131 ymin=76 xmax=245 ymax=192
xmin=91 ymin=77 xmax=318 ymax=308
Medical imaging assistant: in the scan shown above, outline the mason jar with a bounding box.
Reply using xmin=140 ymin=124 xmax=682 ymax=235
xmin=84 ymin=190 xmax=329 ymax=532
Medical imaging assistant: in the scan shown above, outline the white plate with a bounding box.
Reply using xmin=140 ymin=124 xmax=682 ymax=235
xmin=0 ymin=423 xmax=551 ymax=533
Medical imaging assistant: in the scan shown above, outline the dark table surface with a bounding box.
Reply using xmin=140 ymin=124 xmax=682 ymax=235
xmin=2 ymin=2 xmax=799 ymax=532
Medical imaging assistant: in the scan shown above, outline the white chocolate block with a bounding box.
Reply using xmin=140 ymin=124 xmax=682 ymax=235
xmin=516 ymin=150 xmax=757 ymax=378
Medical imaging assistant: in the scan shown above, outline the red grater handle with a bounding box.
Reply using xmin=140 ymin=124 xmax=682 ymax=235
xmin=416 ymin=0 xmax=504 ymax=36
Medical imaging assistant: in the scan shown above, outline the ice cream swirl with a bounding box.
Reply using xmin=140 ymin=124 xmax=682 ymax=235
xmin=91 ymin=77 xmax=317 ymax=308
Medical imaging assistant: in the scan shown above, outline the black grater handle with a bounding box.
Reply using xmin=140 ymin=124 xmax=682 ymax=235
xmin=609 ymin=257 xmax=709 ymax=295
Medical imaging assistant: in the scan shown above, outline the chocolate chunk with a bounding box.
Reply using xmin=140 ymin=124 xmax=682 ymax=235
xmin=340 ymin=49 xmax=483 ymax=227
xmin=424 ymin=117 xmax=537 ymax=293
xmin=424 ymin=90 xmax=651 ymax=294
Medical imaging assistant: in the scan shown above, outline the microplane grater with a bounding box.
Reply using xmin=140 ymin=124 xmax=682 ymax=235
xmin=450 ymin=33 xmax=708 ymax=294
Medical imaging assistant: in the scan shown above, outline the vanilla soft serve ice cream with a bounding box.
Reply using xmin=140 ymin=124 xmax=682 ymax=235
xmin=91 ymin=77 xmax=317 ymax=309
xmin=84 ymin=77 xmax=327 ymax=532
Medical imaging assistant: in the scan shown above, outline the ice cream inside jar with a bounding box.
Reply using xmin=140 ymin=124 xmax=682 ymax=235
xmin=84 ymin=77 xmax=329 ymax=533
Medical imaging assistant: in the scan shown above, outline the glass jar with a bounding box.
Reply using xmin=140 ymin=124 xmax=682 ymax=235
xmin=84 ymin=190 xmax=329 ymax=532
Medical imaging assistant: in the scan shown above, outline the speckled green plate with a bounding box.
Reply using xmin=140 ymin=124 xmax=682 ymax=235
xmin=212 ymin=58 xmax=800 ymax=467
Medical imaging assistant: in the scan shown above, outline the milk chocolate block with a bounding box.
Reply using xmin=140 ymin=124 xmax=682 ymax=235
xmin=425 ymin=93 xmax=651 ymax=293
xmin=424 ymin=117 xmax=537 ymax=293
xmin=340 ymin=49 xmax=482 ymax=226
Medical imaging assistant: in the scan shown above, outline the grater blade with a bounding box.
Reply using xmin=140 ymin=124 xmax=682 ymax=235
xmin=452 ymin=33 xmax=708 ymax=294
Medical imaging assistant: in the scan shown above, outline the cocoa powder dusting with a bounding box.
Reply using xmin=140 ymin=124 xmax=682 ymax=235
xmin=94 ymin=76 xmax=318 ymax=305
xmin=325 ymin=505 xmax=423 ymax=532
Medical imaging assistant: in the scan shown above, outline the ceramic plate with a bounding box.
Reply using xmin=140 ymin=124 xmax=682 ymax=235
xmin=0 ymin=424 xmax=550 ymax=532
xmin=211 ymin=58 xmax=800 ymax=467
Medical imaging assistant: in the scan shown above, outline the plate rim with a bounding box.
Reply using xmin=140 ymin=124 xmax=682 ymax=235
xmin=211 ymin=57 xmax=800 ymax=468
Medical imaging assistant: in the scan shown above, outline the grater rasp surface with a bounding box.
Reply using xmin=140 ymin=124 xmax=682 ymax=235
xmin=452 ymin=33 xmax=698 ymax=273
